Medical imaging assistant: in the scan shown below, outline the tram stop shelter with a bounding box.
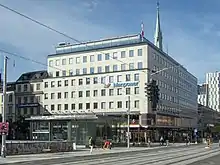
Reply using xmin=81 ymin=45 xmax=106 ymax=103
xmin=25 ymin=111 xmax=138 ymax=145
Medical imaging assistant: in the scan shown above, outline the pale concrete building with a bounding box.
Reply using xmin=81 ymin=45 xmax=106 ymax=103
xmin=41 ymin=3 xmax=198 ymax=142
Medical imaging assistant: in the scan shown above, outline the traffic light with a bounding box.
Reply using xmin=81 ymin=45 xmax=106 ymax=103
xmin=145 ymin=79 xmax=160 ymax=111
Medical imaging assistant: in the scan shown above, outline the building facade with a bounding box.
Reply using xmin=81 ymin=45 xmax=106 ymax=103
xmin=15 ymin=71 xmax=48 ymax=120
xmin=43 ymin=33 xmax=198 ymax=132
xmin=198 ymin=84 xmax=208 ymax=107
xmin=205 ymin=72 xmax=220 ymax=111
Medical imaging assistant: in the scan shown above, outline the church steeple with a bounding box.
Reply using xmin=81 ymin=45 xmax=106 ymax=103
xmin=154 ymin=2 xmax=163 ymax=50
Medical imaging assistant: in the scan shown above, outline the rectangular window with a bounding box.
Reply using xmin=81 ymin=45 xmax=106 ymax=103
xmin=138 ymin=62 xmax=143 ymax=69
xmin=58 ymin=81 xmax=62 ymax=87
xmin=138 ymin=49 xmax=142 ymax=56
xmin=86 ymin=78 xmax=90 ymax=85
xmin=109 ymin=102 xmax=114 ymax=109
xmin=134 ymin=87 xmax=139 ymax=94
xmin=98 ymin=54 xmax=102 ymax=61
xmin=83 ymin=68 xmax=87 ymax=74
xmin=76 ymin=69 xmax=80 ymax=75
xmin=134 ymin=100 xmax=139 ymax=108
xmin=97 ymin=66 xmax=102 ymax=73
xmin=71 ymin=91 xmax=75 ymax=98
xmin=93 ymin=77 xmax=98 ymax=84
xmin=69 ymin=69 xmax=73 ymax=76
xmin=113 ymin=52 xmax=118 ymax=59
xmin=129 ymin=50 xmax=134 ymax=57
xmin=64 ymin=92 xmax=68 ymax=98
xmin=90 ymin=67 xmax=95 ymax=74
xmin=79 ymin=103 xmax=83 ymax=110
xmin=69 ymin=58 xmax=73 ymax=64
xmin=83 ymin=56 xmax=87 ymax=63
xmin=126 ymin=74 xmax=131 ymax=81
xmin=56 ymin=71 xmax=60 ymax=77
xmin=62 ymin=70 xmax=66 ymax=76
xmin=126 ymin=88 xmax=130 ymax=95
xmin=105 ymin=53 xmax=110 ymax=60
xmin=71 ymin=104 xmax=75 ymax=110
xmin=117 ymin=101 xmax=122 ymax=108
xmin=79 ymin=91 xmax=83 ymax=97
xmin=90 ymin=55 xmax=95 ymax=62
xmin=93 ymin=102 xmax=98 ymax=109
xmin=109 ymin=89 xmax=114 ymax=96
xmin=117 ymin=88 xmax=122 ymax=95
xmin=49 ymin=60 xmax=53 ymax=67
xmin=117 ymin=75 xmax=122 ymax=82
xmin=93 ymin=90 xmax=98 ymax=97
xmin=51 ymin=93 xmax=55 ymax=99
xmin=64 ymin=104 xmax=68 ymax=110
xmin=51 ymin=81 xmax=55 ymax=88
xmin=129 ymin=63 xmax=134 ymax=70
xmin=24 ymin=84 xmax=28 ymax=91
xmin=44 ymin=82 xmax=48 ymax=88
xmin=79 ymin=79 xmax=83 ymax=85
xmin=86 ymin=91 xmax=90 ymax=97
xmin=44 ymin=93 xmax=48 ymax=99
xmin=101 ymin=102 xmax=106 ymax=109
xmin=121 ymin=64 xmax=126 ymax=70
xmin=36 ymin=84 xmax=40 ymax=90
xmin=58 ymin=104 xmax=61 ymax=111
xmin=86 ymin=103 xmax=90 ymax=109
xmin=105 ymin=66 xmax=110 ymax=72
xmin=55 ymin=60 xmax=60 ymax=66
xmin=62 ymin=59 xmax=66 ymax=65
xmin=76 ymin=57 xmax=80 ymax=64
xmin=58 ymin=92 xmax=61 ymax=99
xmin=101 ymin=89 xmax=106 ymax=96
xmin=64 ymin=80 xmax=68 ymax=86
xmin=109 ymin=76 xmax=114 ymax=83
xmin=121 ymin=51 xmax=126 ymax=58
xmin=71 ymin=79 xmax=76 ymax=86
xmin=51 ymin=105 xmax=55 ymax=111
xmin=134 ymin=73 xmax=139 ymax=81
xmin=113 ymin=65 xmax=117 ymax=71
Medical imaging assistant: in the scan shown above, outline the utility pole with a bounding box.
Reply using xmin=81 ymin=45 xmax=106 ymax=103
xmin=1 ymin=56 xmax=8 ymax=158
xmin=127 ymin=96 xmax=130 ymax=149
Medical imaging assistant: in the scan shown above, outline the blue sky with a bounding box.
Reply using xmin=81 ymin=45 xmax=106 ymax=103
xmin=0 ymin=0 xmax=220 ymax=83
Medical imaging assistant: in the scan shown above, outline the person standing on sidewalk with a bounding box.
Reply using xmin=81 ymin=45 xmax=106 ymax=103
xmin=89 ymin=137 xmax=94 ymax=154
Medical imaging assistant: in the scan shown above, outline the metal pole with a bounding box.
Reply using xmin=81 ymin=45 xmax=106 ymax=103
xmin=1 ymin=56 xmax=7 ymax=158
xmin=127 ymin=96 xmax=130 ymax=149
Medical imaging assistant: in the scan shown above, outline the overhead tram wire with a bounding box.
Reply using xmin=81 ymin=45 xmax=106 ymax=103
xmin=0 ymin=3 xmax=182 ymax=113
xmin=0 ymin=3 xmax=151 ymax=75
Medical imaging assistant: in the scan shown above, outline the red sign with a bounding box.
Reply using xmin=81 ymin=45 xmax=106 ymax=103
xmin=0 ymin=122 xmax=9 ymax=135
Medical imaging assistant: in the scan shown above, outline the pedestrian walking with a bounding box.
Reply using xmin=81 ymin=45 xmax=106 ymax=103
xmin=89 ymin=137 xmax=94 ymax=154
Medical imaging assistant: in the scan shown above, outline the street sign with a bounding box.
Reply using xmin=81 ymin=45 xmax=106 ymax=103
xmin=0 ymin=122 xmax=9 ymax=135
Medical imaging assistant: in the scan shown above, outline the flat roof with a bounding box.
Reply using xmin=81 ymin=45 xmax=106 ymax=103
xmin=26 ymin=114 xmax=98 ymax=121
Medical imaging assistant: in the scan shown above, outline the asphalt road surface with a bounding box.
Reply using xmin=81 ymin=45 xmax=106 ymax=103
xmin=3 ymin=144 xmax=220 ymax=165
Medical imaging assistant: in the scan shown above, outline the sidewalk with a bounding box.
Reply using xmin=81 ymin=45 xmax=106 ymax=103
xmin=0 ymin=143 xmax=188 ymax=164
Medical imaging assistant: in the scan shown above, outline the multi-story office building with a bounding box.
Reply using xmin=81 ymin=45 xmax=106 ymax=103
xmin=41 ymin=4 xmax=198 ymax=141
xmin=15 ymin=71 xmax=48 ymax=119
xmin=0 ymin=82 xmax=16 ymax=121
xmin=198 ymin=84 xmax=208 ymax=107
xmin=205 ymin=72 xmax=220 ymax=111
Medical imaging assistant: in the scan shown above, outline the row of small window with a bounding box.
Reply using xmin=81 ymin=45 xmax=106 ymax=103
xmin=160 ymin=93 xmax=178 ymax=103
xmin=49 ymin=62 xmax=143 ymax=77
xmin=17 ymin=83 xmax=41 ymax=92
xmin=49 ymin=49 xmax=143 ymax=67
xmin=45 ymin=73 xmax=140 ymax=88
xmin=154 ymin=65 xmax=196 ymax=92
xmin=17 ymin=96 xmax=41 ymax=104
xmin=153 ymin=52 xmax=196 ymax=83
xmin=157 ymin=104 xmax=180 ymax=115
xmin=45 ymin=100 xmax=140 ymax=111
xmin=0 ymin=94 xmax=13 ymax=102
xmin=44 ymin=87 xmax=140 ymax=99
xmin=17 ymin=107 xmax=41 ymax=116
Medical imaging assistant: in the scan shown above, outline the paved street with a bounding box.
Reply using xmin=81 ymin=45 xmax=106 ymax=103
xmin=1 ymin=143 xmax=220 ymax=165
